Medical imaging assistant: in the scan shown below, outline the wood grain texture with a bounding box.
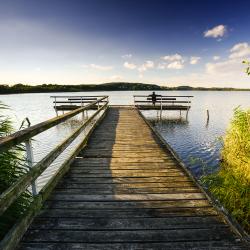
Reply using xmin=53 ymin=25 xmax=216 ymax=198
xmin=19 ymin=107 xmax=247 ymax=249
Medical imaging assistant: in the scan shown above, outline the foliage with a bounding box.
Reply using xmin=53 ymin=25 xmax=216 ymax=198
xmin=0 ymin=103 xmax=32 ymax=240
xmin=242 ymin=60 xmax=250 ymax=75
xmin=202 ymin=108 xmax=250 ymax=232
xmin=0 ymin=82 xmax=250 ymax=94
xmin=0 ymin=82 xmax=162 ymax=94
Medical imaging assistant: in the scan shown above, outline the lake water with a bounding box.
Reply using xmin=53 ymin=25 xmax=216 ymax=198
xmin=1 ymin=91 xmax=249 ymax=188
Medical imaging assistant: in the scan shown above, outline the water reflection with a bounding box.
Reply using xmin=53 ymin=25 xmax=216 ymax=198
xmin=145 ymin=109 xmax=223 ymax=179
xmin=148 ymin=118 xmax=189 ymax=135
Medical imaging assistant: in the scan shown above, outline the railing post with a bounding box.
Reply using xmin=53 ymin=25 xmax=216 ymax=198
xmin=81 ymin=97 xmax=83 ymax=107
xmin=80 ymin=97 xmax=85 ymax=120
xmin=160 ymin=96 xmax=163 ymax=120
xmin=54 ymin=97 xmax=58 ymax=116
xmin=24 ymin=140 xmax=37 ymax=196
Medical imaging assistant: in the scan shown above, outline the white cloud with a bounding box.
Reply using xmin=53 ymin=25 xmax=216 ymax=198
xmin=162 ymin=53 xmax=183 ymax=61
xmin=213 ymin=56 xmax=220 ymax=61
xmin=110 ymin=75 xmax=123 ymax=81
xmin=206 ymin=59 xmax=244 ymax=76
xmin=158 ymin=63 xmax=166 ymax=69
xmin=82 ymin=64 xmax=113 ymax=71
xmin=144 ymin=60 xmax=154 ymax=68
xmin=204 ymin=25 xmax=227 ymax=38
xmin=138 ymin=60 xmax=155 ymax=75
xmin=138 ymin=65 xmax=147 ymax=73
xmin=167 ymin=61 xmax=184 ymax=69
xmin=123 ymin=61 xmax=137 ymax=69
xmin=122 ymin=54 xmax=132 ymax=59
xmin=161 ymin=54 xmax=184 ymax=70
xmin=90 ymin=64 xmax=113 ymax=71
xmin=190 ymin=56 xmax=201 ymax=65
xmin=138 ymin=60 xmax=154 ymax=72
xmin=229 ymin=42 xmax=250 ymax=59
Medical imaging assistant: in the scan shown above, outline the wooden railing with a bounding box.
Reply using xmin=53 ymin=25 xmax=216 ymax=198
xmin=133 ymin=95 xmax=193 ymax=106
xmin=0 ymin=96 xmax=109 ymax=250
xmin=133 ymin=95 xmax=193 ymax=119
xmin=51 ymin=95 xmax=108 ymax=113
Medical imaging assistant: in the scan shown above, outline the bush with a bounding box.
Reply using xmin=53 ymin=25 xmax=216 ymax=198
xmin=0 ymin=103 xmax=32 ymax=240
xmin=202 ymin=108 xmax=250 ymax=232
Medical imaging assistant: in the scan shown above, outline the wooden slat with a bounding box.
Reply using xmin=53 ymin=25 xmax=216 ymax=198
xmin=29 ymin=216 xmax=224 ymax=230
xmin=44 ymin=199 xmax=211 ymax=209
xmin=19 ymin=242 xmax=248 ymax=250
xmin=22 ymin=228 xmax=235 ymax=242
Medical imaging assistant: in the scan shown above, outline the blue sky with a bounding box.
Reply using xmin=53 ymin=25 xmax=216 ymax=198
xmin=0 ymin=0 xmax=250 ymax=87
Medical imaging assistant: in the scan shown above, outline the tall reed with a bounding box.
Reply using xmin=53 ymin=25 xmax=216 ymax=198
xmin=0 ymin=103 xmax=32 ymax=239
xmin=202 ymin=108 xmax=250 ymax=232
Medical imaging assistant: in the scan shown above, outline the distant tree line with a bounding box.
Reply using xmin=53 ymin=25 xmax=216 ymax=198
xmin=0 ymin=82 xmax=249 ymax=94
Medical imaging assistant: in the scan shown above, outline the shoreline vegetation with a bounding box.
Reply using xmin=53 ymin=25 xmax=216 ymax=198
xmin=1 ymin=82 xmax=250 ymax=94
xmin=0 ymin=103 xmax=32 ymax=239
xmin=202 ymin=108 xmax=250 ymax=234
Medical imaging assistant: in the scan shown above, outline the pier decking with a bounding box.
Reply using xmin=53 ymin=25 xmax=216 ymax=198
xmin=18 ymin=107 xmax=247 ymax=249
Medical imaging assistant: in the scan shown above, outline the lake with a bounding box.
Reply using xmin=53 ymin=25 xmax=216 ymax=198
xmin=1 ymin=91 xmax=249 ymax=189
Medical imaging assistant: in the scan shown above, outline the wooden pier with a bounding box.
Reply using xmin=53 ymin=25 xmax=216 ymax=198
xmin=0 ymin=101 xmax=249 ymax=249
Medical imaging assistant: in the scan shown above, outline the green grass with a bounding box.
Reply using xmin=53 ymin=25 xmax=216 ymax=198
xmin=0 ymin=103 xmax=32 ymax=240
xmin=202 ymin=107 xmax=250 ymax=233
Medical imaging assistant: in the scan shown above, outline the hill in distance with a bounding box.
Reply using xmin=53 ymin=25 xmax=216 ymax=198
xmin=0 ymin=82 xmax=249 ymax=94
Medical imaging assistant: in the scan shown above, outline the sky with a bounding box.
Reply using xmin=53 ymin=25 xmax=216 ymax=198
xmin=0 ymin=0 xmax=250 ymax=88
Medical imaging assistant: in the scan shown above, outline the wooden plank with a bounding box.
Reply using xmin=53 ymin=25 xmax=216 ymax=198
xmin=60 ymin=176 xmax=193 ymax=184
xmin=21 ymin=228 xmax=235 ymax=243
xmin=66 ymin=172 xmax=186 ymax=178
xmin=53 ymin=187 xmax=201 ymax=195
xmin=68 ymin=168 xmax=185 ymax=174
xmin=74 ymin=158 xmax=172 ymax=163
xmin=48 ymin=193 xmax=206 ymax=201
xmin=44 ymin=199 xmax=211 ymax=209
xmin=19 ymin=242 xmax=248 ymax=250
xmin=37 ymin=207 xmax=218 ymax=218
xmin=55 ymin=181 xmax=196 ymax=189
xmin=30 ymin=216 xmax=224 ymax=230
xmin=72 ymin=162 xmax=178 ymax=167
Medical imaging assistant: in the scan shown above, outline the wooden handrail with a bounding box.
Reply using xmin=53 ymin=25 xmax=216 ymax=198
xmin=133 ymin=95 xmax=194 ymax=97
xmin=0 ymin=96 xmax=108 ymax=153
xmin=135 ymin=100 xmax=191 ymax=104
xmin=50 ymin=95 xmax=106 ymax=98
xmin=0 ymin=102 xmax=108 ymax=217
xmin=68 ymin=98 xmax=98 ymax=100
xmin=53 ymin=101 xmax=107 ymax=104
xmin=146 ymin=98 xmax=176 ymax=100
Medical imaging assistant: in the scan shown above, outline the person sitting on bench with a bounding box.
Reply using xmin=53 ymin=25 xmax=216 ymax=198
xmin=148 ymin=92 xmax=161 ymax=106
